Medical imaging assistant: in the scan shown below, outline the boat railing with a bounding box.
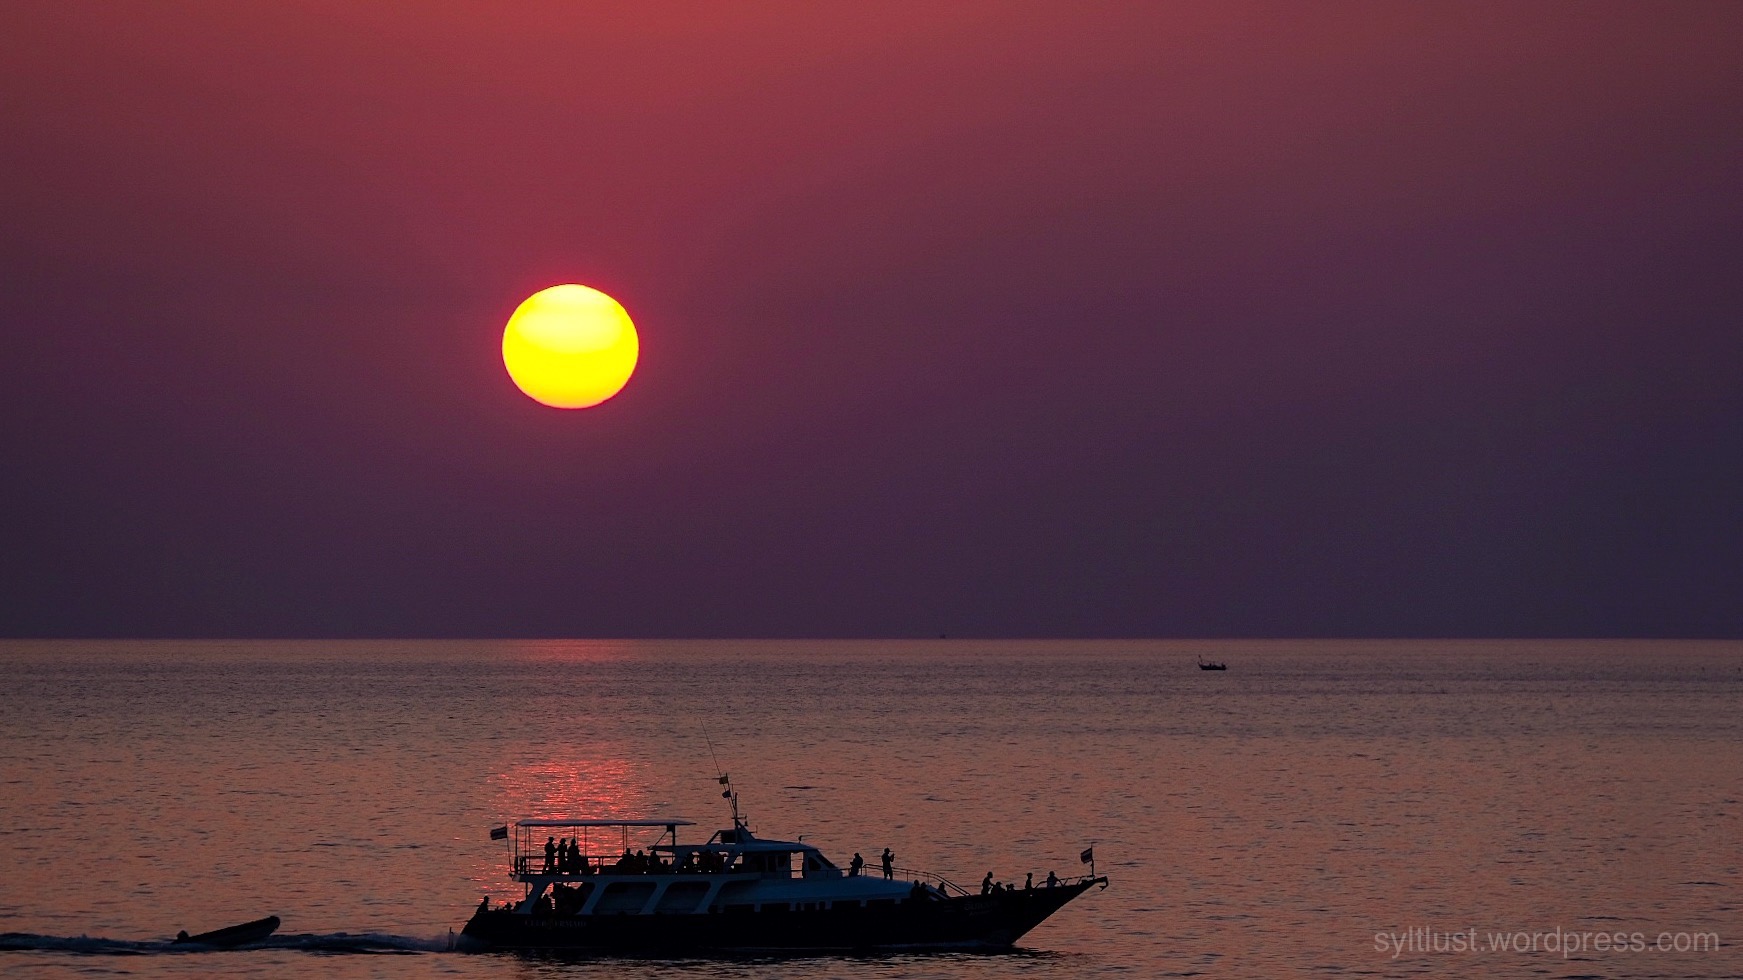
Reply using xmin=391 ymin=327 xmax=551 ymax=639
xmin=515 ymin=854 xmax=629 ymax=876
xmin=515 ymin=854 xmax=744 ymax=877
xmin=877 ymin=866 xmax=972 ymax=898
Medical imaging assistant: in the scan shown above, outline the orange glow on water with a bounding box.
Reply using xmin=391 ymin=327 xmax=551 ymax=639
xmin=472 ymin=752 xmax=654 ymax=893
xmin=490 ymin=755 xmax=647 ymax=822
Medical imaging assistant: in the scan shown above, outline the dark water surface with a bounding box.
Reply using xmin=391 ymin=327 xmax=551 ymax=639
xmin=1 ymin=639 xmax=1737 ymax=978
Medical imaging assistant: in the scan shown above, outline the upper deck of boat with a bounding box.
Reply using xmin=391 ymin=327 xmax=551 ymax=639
xmin=500 ymin=816 xmax=858 ymax=882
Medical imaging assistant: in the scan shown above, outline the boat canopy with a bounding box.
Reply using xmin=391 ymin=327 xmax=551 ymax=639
xmin=517 ymin=818 xmax=696 ymax=828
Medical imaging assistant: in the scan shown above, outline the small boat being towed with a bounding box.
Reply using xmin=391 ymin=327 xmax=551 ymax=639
xmin=459 ymin=782 xmax=1107 ymax=953
xmin=171 ymin=915 xmax=280 ymax=947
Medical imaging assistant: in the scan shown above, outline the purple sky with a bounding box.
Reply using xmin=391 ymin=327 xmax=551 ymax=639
xmin=3 ymin=3 xmax=1740 ymax=637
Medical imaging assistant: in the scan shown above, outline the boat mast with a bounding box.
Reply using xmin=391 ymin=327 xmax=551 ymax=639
xmin=719 ymin=772 xmax=744 ymax=830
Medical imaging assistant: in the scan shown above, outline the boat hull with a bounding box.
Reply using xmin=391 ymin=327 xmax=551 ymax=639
xmin=460 ymin=878 xmax=1104 ymax=953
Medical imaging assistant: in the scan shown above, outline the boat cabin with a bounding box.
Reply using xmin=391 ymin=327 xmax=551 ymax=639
xmin=495 ymin=816 xmax=911 ymax=917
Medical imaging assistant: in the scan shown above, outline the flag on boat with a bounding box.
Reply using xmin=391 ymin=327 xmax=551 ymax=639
xmin=490 ymin=825 xmax=508 ymax=840
xmin=1080 ymin=846 xmax=1094 ymax=864
xmin=717 ymin=774 xmax=730 ymax=785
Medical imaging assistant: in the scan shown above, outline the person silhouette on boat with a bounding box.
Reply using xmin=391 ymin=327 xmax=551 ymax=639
xmin=1025 ymin=872 xmax=1033 ymax=890
xmin=544 ymin=836 xmax=556 ymax=871
xmin=1046 ymin=870 xmax=1058 ymax=888
xmin=981 ymin=871 xmax=994 ymax=895
xmin=881 ymin=847 xmax=894 ymax=879
xmin=849 ymin=852 xmax=864 ymax=877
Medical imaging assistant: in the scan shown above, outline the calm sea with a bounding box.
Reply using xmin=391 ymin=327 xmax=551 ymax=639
xmin=0 ymin=640 xmax=1737 ymax=979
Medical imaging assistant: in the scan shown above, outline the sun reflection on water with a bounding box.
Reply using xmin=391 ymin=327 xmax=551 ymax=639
xmin=490 ymin=755 xmax=647 ymax=821
xmin=465 ymin=751 xmax=656 ymax=898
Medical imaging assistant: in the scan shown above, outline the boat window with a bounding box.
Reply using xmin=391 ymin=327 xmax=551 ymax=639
xmin=654 ymin=881 xmax=709 ymax=914
xmin=593 ymin=881 xmax=657 ymax=913
xmin=743 ymin=851 xmax=794 ymax=876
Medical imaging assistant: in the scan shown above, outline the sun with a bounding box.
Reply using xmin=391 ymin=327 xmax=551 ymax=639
xmin=502 ymin=284 xmax=639 ymax=409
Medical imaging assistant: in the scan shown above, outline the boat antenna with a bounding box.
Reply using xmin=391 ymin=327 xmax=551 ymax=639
xmin=701 ymin=721 xmax=724 ymax=782
xmin=700 ymin=721 xmax=743 ymax=830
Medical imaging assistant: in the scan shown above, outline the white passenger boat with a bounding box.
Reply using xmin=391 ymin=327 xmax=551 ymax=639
xmin=459 ymin=781 xmax=1107 ymax=952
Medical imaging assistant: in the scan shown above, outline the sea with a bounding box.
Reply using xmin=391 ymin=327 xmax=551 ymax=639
xmin=0 ymin=639 xmax=1737 ymax=979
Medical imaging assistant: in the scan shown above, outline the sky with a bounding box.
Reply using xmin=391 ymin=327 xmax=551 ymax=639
xmin=3 ymin=2 xmax=1740 ymax=638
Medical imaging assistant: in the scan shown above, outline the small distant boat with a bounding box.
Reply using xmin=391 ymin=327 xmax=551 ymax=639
xmin=171 ymin=915 xmax=280 ymax=947
xmin=1197 ymin=658 xmax=1227 ymax=671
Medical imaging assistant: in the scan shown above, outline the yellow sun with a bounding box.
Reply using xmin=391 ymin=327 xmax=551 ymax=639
xmin=502 ymin=284 xmax=639 ymax=409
